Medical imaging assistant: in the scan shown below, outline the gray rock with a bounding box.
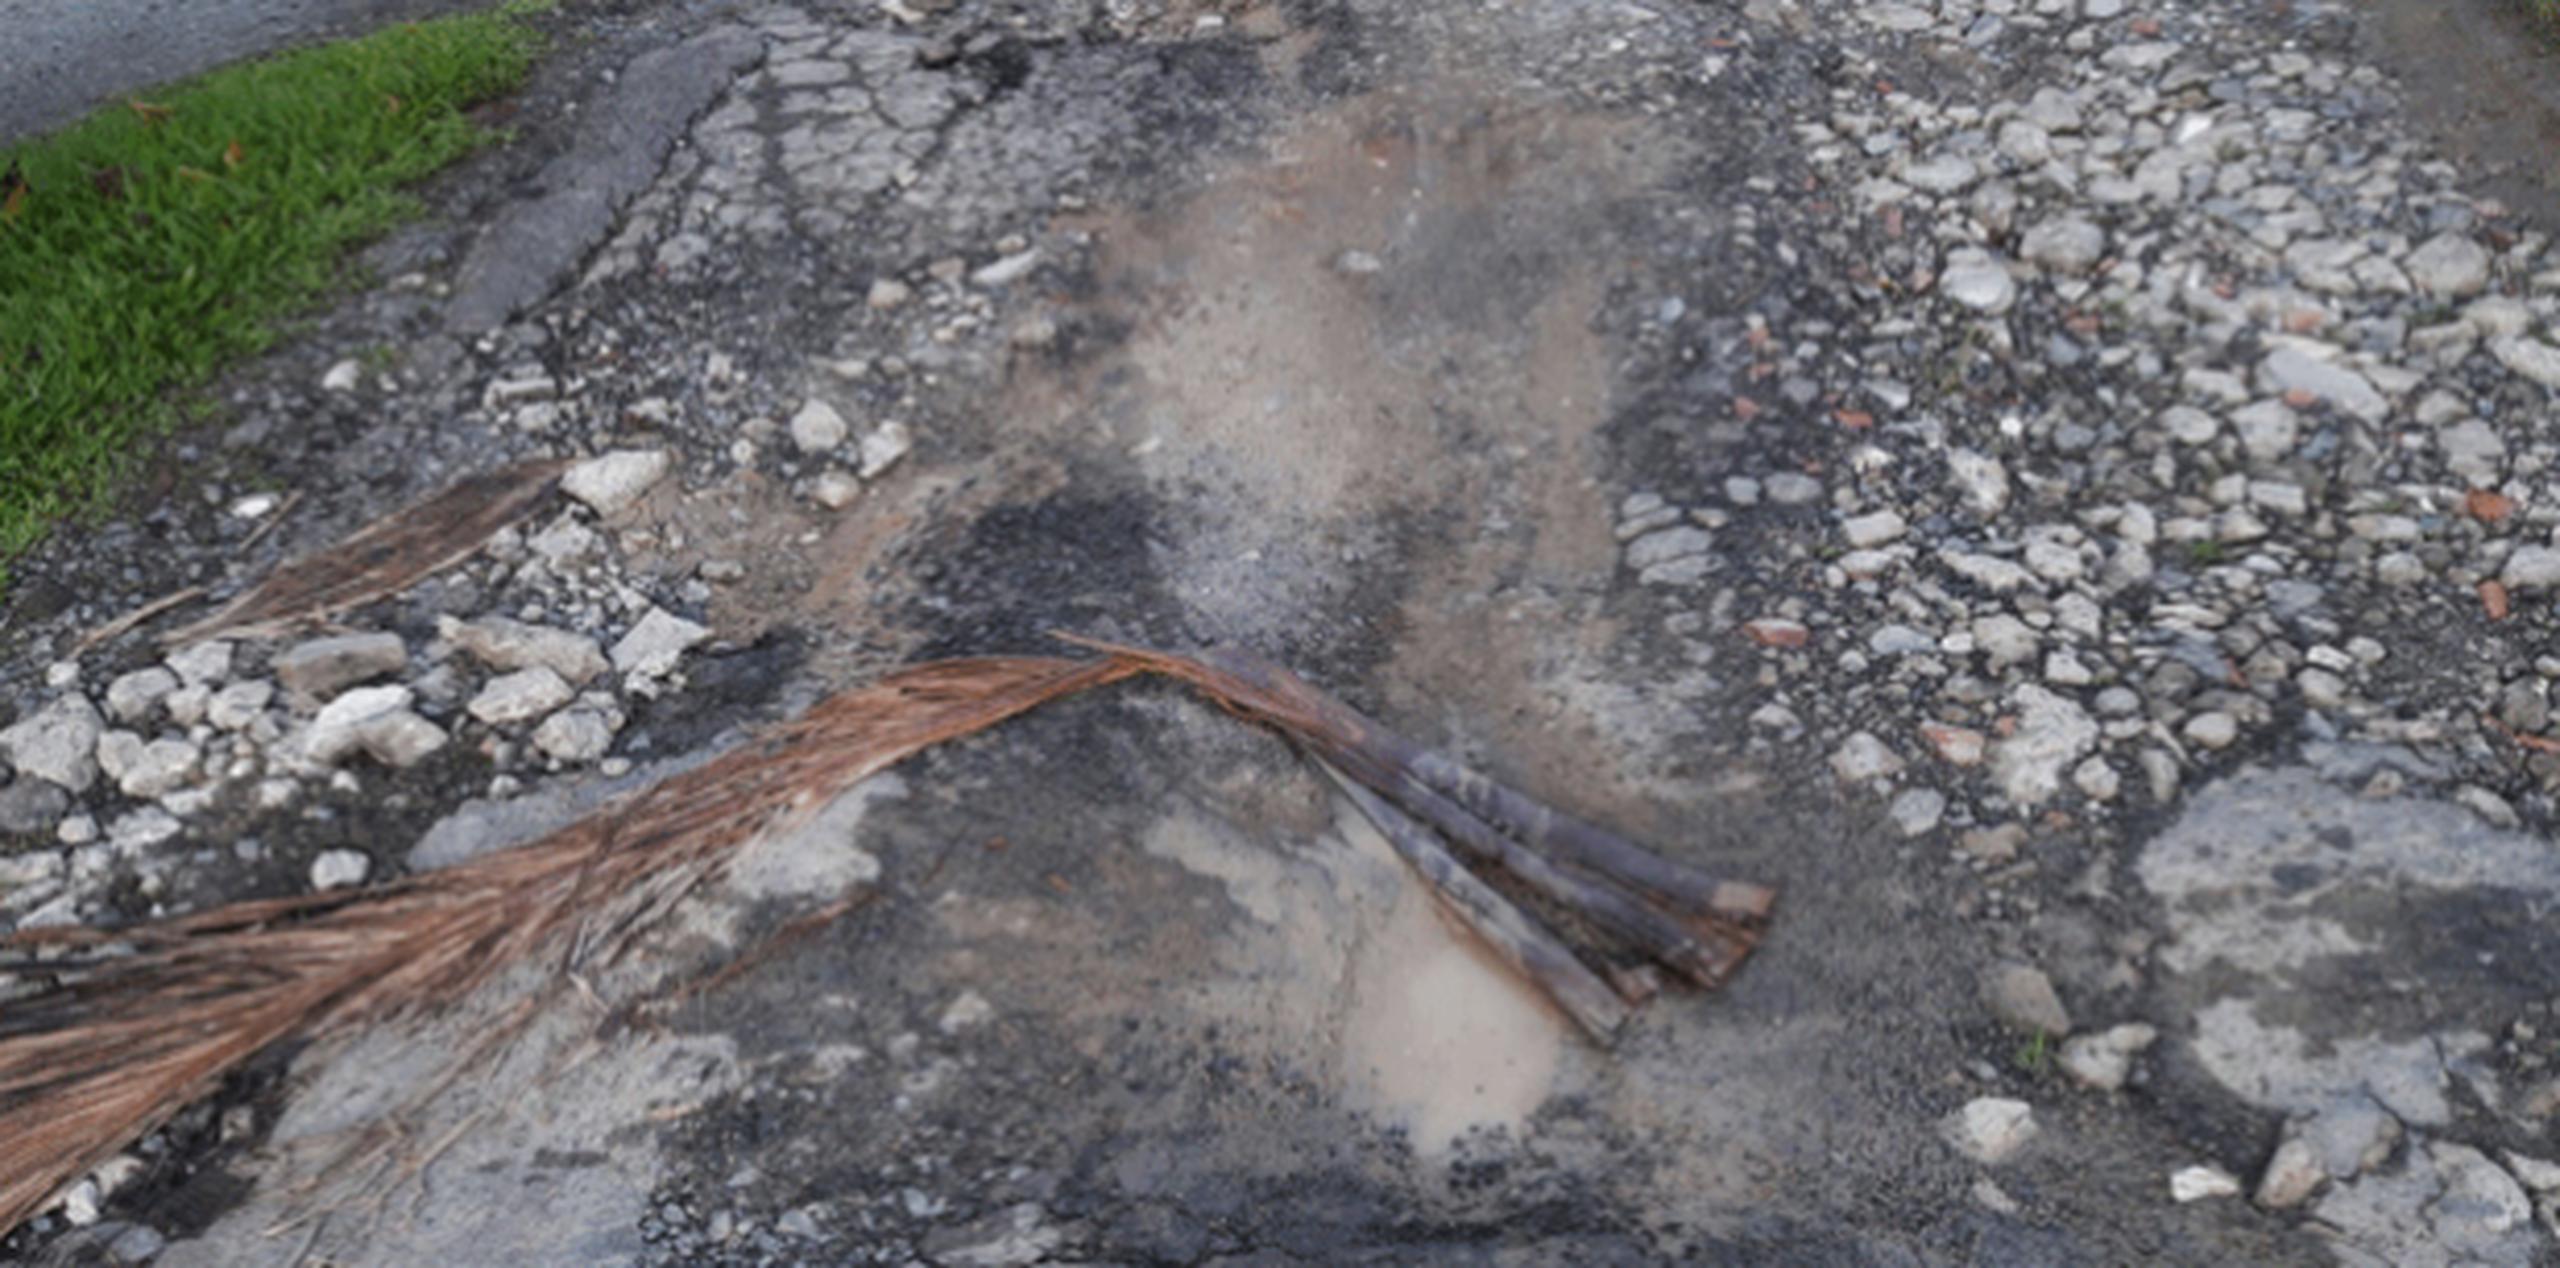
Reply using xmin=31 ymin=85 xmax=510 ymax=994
xmin=2503 ymin=546 xmax=2560 ymax=591
xmin=2058 ymin=1023 xmax=2159 ymax=1091
xmin=857 ymin=420 xmax=912 ymax=479
xmin=1941 ymin=1097 xmax=2037 ymax=1164
xmin=274 ymin=633 xmax=408 ymax=697
xmin=0 ymin=778 xmax=71 ymax=834
xmin=442 ymin=615 xmax=610 ymax=684
xmin=1903 ymin=154 xmax=1978 ymax=195
xmin=1983 ymin=962 xmax=2072 ymax=1035
xmin=2257 ymin=1137 xmax=2326 ymax=1209
xmin=789 ymin=399 xmax=849 ymax=453
xmin=109 ymin=736 xmax=198 ymax=800
xmin=1889 ymin=788 xmax=1946 ymax=837
xmin=921 ymin=1202 xmax=1063 ymax=1268
xmin=310 ymin=848 xmax=370 ymax=891
xmin=1764 ymin=473 xmax=1824 ymax=505
xmin=2404 ymin=234 xmax=2491 ymax=298
xmin=810 ymin=469 xmax=863 ymax=509
xmin=610 ymin=608 xmax=713 ymax=677
xmin=2183 ymin=711 xmax=2240 ymax=749
xmin=1842 ymin=510 xmax=1907 ymax=548
xmin=164 ymin=639 xmax=234 ymax=686
xmin=104 ymin=667 xmax=179 ymax=724
xmin=2440 ymin=419 xmax=2505 ymax=487
xmin=305 ymin=686 xmax=415 ymax=765
xmin=468 ymin=667 xmax=575 ymax=727
xmin=1627 ymin=526 xmax=1714 ymax=571
xmin=534 ymin=708 xmax=618 ymax=763
xmin=562 ymin=449 xmax=672 ymax=516
xmin=1993 ymin=685 xmax=2097 ymax=805
xmin=106 ymin=807 xmax=181 ymax=852
xmin=1973 ymin=614 xmax=2040 ymax=669
xmin=2258 ymin=348 xmax=2385 ymax=422
xmin=2020 ymin=217 xmax=2106 ymax=273
xmin=2491 ymin=335 xmax=2560 ymax=390
xmin=1830 ymin=732 xmax=1904 ymax=783
xmin=0 ymin=696 xmax=104 ymax=793
xmin=207 ymin=680 xmax=275 ymax=731
xmin=1946 ymin=449 xmax=2010 ymax=516
xmin=1940 ymin=248 xmax=2017 ymax=313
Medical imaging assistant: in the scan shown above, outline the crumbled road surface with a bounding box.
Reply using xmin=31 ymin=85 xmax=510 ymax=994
xmin=9 ymin=0 xmax=2560 ymax=1264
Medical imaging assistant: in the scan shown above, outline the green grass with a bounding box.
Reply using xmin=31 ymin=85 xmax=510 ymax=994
xmin=0 ymin=3 xmax=546 ymax=577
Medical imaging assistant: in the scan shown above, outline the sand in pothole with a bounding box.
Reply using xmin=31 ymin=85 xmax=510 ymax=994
xmin=1141 ymin=801 xmax=1564 ymax=1156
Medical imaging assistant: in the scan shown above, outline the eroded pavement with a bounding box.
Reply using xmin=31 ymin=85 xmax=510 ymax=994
xmin=8 ymin=0 xmax=2560 ymax=1263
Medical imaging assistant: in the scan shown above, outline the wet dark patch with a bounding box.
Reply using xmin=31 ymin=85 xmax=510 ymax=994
xmin=897 ymin=484 xmax=1187 ymax=659
xmin=620 ymin=628 xmax=809 ymax=759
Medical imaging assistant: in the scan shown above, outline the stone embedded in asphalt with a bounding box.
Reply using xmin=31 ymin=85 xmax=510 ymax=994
xmin=1889 ymin=788 xmax=1945 ymax=837
xmin=1842 ymin=509 xmax=1907 ymax=549
xmin=0 ymin=778 xmax=71 ymax=835
xmin=273 ymin=633 xmax=408 ymax=697
xmin=0 ymin=695 xmax=105 ymax=793
xmin=2404 ymin=234 xmax=2491 ymax=298
xmin=100 ymin=734 xmax=198 ymax=800
xmin=1992 ymin=685 xmax=2097 ymax=805
xmin=2257 ymin=346 xmax=2385 ymax=422
xmin=1942 ymin=1097 xmax=2037 ymax=1165
xmin=1830 ymin=731 xmax=1904 ymax=783
xmin=921 ymin=1201 xmax=1063 ymax=1268
xmin=970 ymin=249 xmax=1040 ymax=288
xmin=2020 ymin=217 xmax=2106 ymax=274
xmin=442 ymin=615 xmax=610 ymax=684
xmin=790 ymin=399 xmax=849 ymax=453
xmin=2491 ymin=335 xmax=2560 ymax=390
xmin=1983 ymin=962 xmax=2072 ymax=1036
xmin=562 ymin=449 xmax=673 ymax=516
xmin=468 ymin=667 xmax=576 ymax=727
xmin=2182 ymin=711 xmax=2240 ymax=749
xmin=1939 ymin=248 xmax=2017 ymax=313
xmin=2503 ymin=546 xmax=2560 ymax=591
xmin=321 ymin=359 xmax=362 ymax=393
xmin=611 ymin=608 xmax=713 ymax=678
xmin=867 ymin=277 xmax=912 ymax=309
xmin=310 ymin=848 xmax=371 ymax=891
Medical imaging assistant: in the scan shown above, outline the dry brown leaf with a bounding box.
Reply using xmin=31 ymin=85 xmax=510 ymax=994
xmin=126 ymin=99 xmax=172 ymax=125
xmin=163 ymin=458 xmax=568 ymax=644
xmin=2466 ymin=489 xmax=2515 ymax=523
xmin=2483 ymin=579 xmax=2511 ymax=622
xmin=221 ymin=139 xmax=245 ymax=170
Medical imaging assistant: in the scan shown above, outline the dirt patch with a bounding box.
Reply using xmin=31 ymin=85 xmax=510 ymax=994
xmin=2356 ymin=0 xmax=2560 ymax=227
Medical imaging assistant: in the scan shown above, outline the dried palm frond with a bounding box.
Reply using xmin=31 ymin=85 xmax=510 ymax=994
xmin=0 ymin=643 xmax=1770 ymax=1237
xmin=159 ymin=458 xmax=569 ymax=645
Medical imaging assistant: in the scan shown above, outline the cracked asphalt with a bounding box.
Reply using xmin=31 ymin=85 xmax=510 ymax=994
xmin=11 ymin=0 xmax=2560 ymax=1264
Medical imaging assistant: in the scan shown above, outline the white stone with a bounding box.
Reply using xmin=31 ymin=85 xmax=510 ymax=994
xmin=938 ymin=989 xmax=995 ymax=1034
xmin=858 ymin=420 xmax=913 ymax=479
xmin=2258 ymin=348 xmax=2385 ymax=422
xmin=2256 ymin=1138 xmax=2325 ymax=1209
xmin=468 ymin=667 xmax=575 ymax=726
xmin=2020 ymin=217 xmax=2106 ymax=274
xmin=1942 ymin=1098 xmax=2038 ymax=1164
xmin=1842 ymin=510 xmax=1907 ymax=549
xmin=970 ymin=250 xmax=1040 ymax=288
xmin=2404 ymin=234 xmax=2491 ymax=298
xmin=611 ymin=608 xmax=713 ymax=678
xmin=2491 ymin=335 xmax=2560 ymax=390
xmin=811 ymin=469 xmax=863 ymax=509
xmin=2058 ymin=1023 xmax=2158 ymax=1091
xmin=164 ymin=639 xmax=233 ymax=685
xmin=2183 ymin=711 xmax=2240 ymax=749
xmin=304 ymin=686 xmax=414 ymax=765
xmin=534 ymin=708 xmax=617 ymax=763
xmin=562 ymin=449 xmax=672 ymax=516
xmin=0 ymin=696 xmax=104 ymax=793
xmin=207 ymin=680 xmax=275 ymax=731
xmin=1830 ymin=732 xmax=1904 ymax=783
xmin=1947 ymin=449 xmax=2010 ymax=516
xmin=310 ymin=848 xmax=370 ymax=891
xmin=1940 ymin=248 xmax=2017 ymax=313
xmin=2171 ymin=1165 xmax=2242 ymax=1203
xmin=867 ymin=277 xmax=912 ymax=309
xmin=790 ymin=399 xmax=849 ymax=453
xmin=321 ymin=358 xmax=362 ymax=393
xmin=1994 ymin=685 xmax=2097 ymax=806
xmin=114 ymin=737 xmax=198 ymax=800
xmin=104 ymin=667 xmax=179 ymax=723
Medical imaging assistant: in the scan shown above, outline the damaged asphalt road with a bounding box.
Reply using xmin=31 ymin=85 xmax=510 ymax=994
xmin=10 ymin=0 xmax=2560 ymax=1263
